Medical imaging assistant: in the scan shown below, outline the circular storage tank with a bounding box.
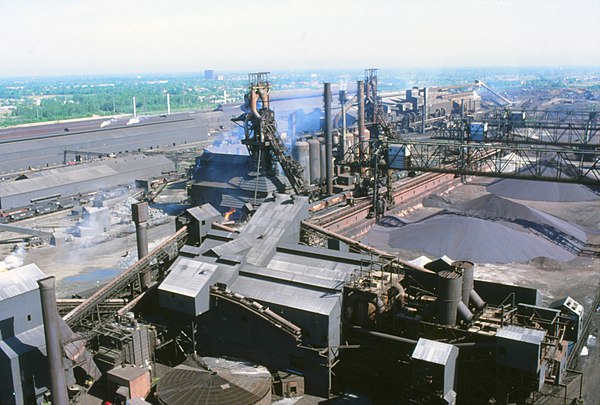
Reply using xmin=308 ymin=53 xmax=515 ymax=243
xmin=307 ymin=138 xmax=321 ymax=184
xmin=437 ymin=270 xmax=463 ymax=326
xmin=292 ymin=140 xmax=310 ymax=183
xmin=157 ymin=356 xmax=272 ymax=405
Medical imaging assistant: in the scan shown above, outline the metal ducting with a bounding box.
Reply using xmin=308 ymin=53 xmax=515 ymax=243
xmin=437 ymin=270 xmax=463 ymax=326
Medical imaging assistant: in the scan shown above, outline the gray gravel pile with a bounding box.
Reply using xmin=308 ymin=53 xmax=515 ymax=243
xmin=459 ymin=194 xmax=587 ymax=244
xmin=364 ymin=214 xmax=576 ymax=264
xmin=487 ymin=177 xmax=599 ymax=202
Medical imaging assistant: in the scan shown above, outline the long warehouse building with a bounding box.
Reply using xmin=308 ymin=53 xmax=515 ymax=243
xmin=0 ymin=115 xmax=208 ymax=174
xmin=0 ymin=154 xmax=175 ymax=209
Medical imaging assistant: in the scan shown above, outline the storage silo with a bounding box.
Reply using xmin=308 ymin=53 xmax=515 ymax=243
xmin=292 ymin=140 xmax=310 ymax=183
xmin=307 ymin=138 xmax=321 ymax=184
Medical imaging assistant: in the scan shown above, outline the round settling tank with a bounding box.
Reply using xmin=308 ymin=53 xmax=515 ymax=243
xmin=157 ymin=356 xmax=272 ymax=405
xmin=292 ymin=140 xmax=310 ymax=183
xmin=307 ymin=138 xmax=321 ymax=184
xmin=437 ymin=270 xmax=463 ymax=326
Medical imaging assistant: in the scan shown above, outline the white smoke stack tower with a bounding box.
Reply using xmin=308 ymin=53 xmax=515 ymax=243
xmin=133 ymin=96 xmax=137 ymax=118
xmin=167 ymin=93 xmax=171 ymax=115
xmin=223 ymin=90 xmax=227 ymax=104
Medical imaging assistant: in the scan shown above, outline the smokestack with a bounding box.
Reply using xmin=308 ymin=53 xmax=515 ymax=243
xmin=167 ymin=93 xmax=171 ymax=115
xmin=37 ymin=277 xmax=69 ymax=405
xmin=132 ymin=202 xmax=151 ymax=289
xmin=133 ymin=96 xmax=137 ymax=118
xmin=421 ymin=87 xmax=427 ymax=134
xmin=324 ymin=83 xmax=333 ymax=196
xmin=339 ymin=90 xmax=347 ymax=163
xmin=357 ymin=80 xmax=365 ymax=161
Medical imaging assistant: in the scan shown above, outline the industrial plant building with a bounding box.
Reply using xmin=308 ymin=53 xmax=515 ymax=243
xmin=0 ymin=154 xmax=175 ymax=209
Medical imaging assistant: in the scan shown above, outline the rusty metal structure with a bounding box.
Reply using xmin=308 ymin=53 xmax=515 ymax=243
xmin=233 ymin=72 xmax=308 ymax=195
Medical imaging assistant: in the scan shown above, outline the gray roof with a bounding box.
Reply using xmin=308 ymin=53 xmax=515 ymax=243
xmin=187 ymin=204 xmax=221 ymax=221
xmin=412 ymin=338 xmax=458 ymax=365
xmin=0 ymin=154 xmax=175 ymax=198
xmin=0 ymin=263 xmax=46 ymax=300
xmin=159 ymin=258 xmax=219 ymax=298
xmin=496 ymin=325 xmax=546 ymax=345
xmin=231 ymin=274 xmax=341 ymax=316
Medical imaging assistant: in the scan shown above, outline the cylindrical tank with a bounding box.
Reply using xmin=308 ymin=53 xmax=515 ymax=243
xmin=293 ymin=141 xmax=310 ymax=183
xmin=307 ymin=138 xmax=321 ymax=184
xmin=437 ymin=270 xmax=463 ymax=326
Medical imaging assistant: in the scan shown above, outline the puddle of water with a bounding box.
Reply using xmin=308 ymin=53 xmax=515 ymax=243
xmin=63 ymin=268 xmax=120 ymax=283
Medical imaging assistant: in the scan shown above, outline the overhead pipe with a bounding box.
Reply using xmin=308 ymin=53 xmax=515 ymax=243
xmin=38 ymin=277 xmax=69 ymax=405
xmin=324 ymin=82 xmax=333 ymax=196
xmin=301 ymin=220 xmax=434 ymax=274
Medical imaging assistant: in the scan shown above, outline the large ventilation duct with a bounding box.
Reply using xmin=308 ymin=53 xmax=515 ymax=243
xmin=132 ymin=202 xmax=151 ymax=289
xmin=437 ymin=270 xmax=463 ymax=326
xmin=38 ymin=276 xmax=69 ymax=405
xmin=324 ymin=82 xmax=333 ymax=195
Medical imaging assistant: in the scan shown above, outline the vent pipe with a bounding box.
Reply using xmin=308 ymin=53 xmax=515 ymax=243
xmin=37 ymin=276 xmax=69 ymax=405
xmin=357 ymin=80 xmax=365 ymax=161
xmin=132 ymin=202 xmax=151 ymax=289
xmin=324 ymin=82 xmax=333 ymax=195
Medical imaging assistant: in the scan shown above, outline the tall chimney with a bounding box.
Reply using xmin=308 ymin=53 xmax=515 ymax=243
xmin=167 ymin=93 xmax=171 ymax=115
xmin=133 ymin=96 xmax=137 ymax=118
xmin=132 ymin=202 xmax=151 ymax=289
xmin=324 ymin=83 xmax=333 ymax=196
xmin=339 ymin=90 xmax=347 ymax=163
xmin=357 ymin=80 xmax=365 ymax=161
xmin=37 ymin=277 xmax=69 ymax=405
xmin=421 ymin=87 xmax=427 ymax=134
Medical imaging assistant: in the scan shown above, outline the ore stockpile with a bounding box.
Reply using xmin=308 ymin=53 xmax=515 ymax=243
xmin=364 ymin=181 xmax=599 ymax=264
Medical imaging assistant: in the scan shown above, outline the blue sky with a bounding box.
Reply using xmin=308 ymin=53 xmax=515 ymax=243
xmin=0 ymin=0 xmax=598 ymax=77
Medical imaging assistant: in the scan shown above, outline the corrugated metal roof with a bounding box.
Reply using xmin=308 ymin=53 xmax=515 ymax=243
xmin=187 ymin=203 xmax=221 ymax=221
xmin=496 ymin=325 xmax=546 ymax=344
xmin=231 ymin=274 xmax=341 ymax=316
xmin=220 ymin=194 xmax=246 ymax=209
xmin=0 ymin=263 xmax=46 ymax=300
xmin=412 ymin=338 xmax=458 ymax=365
xmin=0 ymin=155 xmax=174 ymax=198
xmin=159 ymin=258 xmax=219 ymax=298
